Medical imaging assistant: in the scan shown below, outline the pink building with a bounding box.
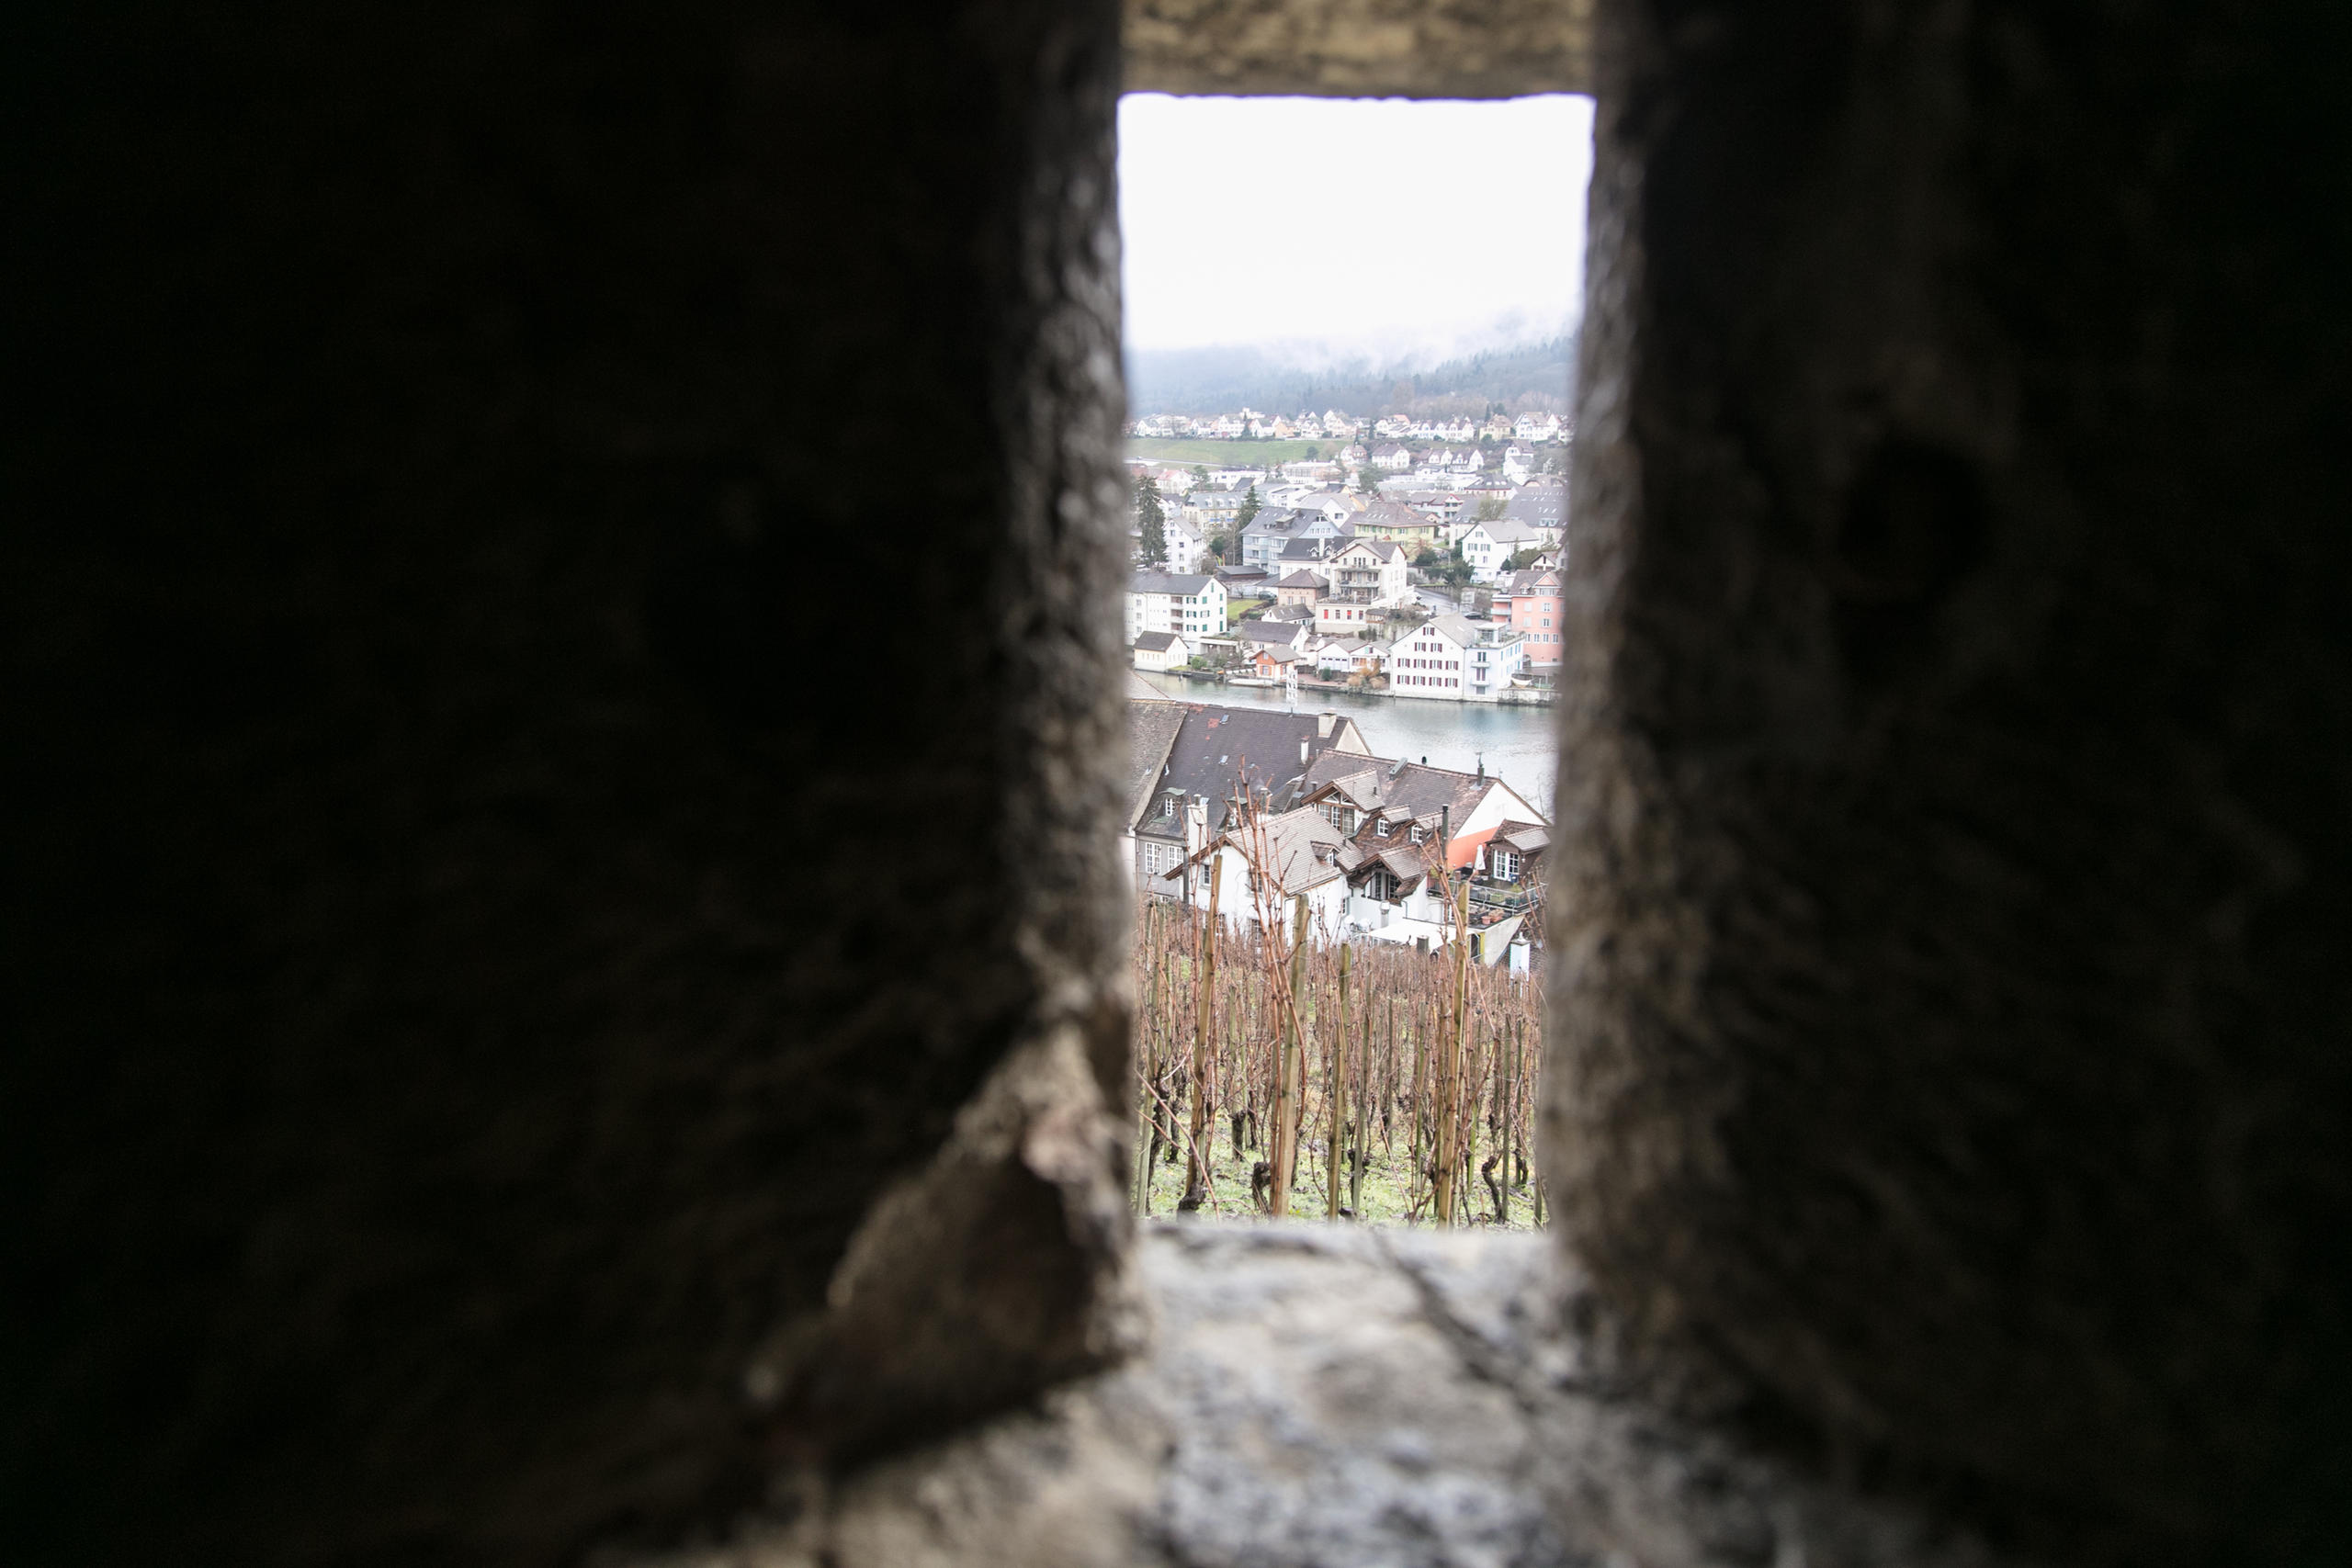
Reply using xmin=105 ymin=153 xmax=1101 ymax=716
xmin=1493 ymin=567 xmax=1564 ymax=670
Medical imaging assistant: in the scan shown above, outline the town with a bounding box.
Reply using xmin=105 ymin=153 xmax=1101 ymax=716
xmin=1120 ymin=689 xmax=1550 ymax=1226
xmin=1125 ymin=405 xmax=1569 ymax=702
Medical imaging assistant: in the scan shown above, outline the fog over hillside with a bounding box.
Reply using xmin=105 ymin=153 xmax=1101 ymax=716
xmin=1125 ymin=333 xmax=1577 ymax=421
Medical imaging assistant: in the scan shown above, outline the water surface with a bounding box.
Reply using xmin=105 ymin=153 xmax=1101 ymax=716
xmin=1131 ymin=671 xmax=1559 ymax=811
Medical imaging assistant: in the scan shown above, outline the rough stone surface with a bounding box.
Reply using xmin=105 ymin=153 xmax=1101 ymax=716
xmin=1554 ymin=3 xmax=2352 ymax=1564
xmin=4 ymin=4 xmax=1133 ymax=1562
xmin=615 ymin=1225 xmax=2018 ymax=1568
xmin=1125 ymin=0 xmax=1591 ymax=98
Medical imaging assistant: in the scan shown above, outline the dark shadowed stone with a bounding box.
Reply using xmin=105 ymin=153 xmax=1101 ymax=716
xmin=1552 ymin=2 xmax=2352 ymax=1563
xmin=3 ymin=3 xmax=1131 ymax=1562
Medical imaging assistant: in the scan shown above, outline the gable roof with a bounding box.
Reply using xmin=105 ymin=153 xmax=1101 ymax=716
xmin=1356 ymin=500 xmax=1431 ymax=532
xmin=1238 ymin=506 xmax=1303 ymax=537
xmin=1134 ymin=630 xmax=1186 ymax=651
xmin=1277 ymin=569 xmax=1326 ymax=588
xmin=1334 ymin=537 xmax=1407 ymax=562
xmin=1123 ymin=701 xmax=1190 ymax=829
xmin=1132 ymin=570 xmax=1216 ymax=595
xmin=1468 ymin=516 xmax=1545 ymax=545
xmin=1504 ymin=480 xmax=1566 ymax=529
xmin=1300 ymin=752 xmax=1546 ymax=853
xmin=1202 ymin=807 xmax=1347 ymax=895
xmin=1239 ymin=618 xmax=1309 ymax=646
xmin=1156 ymin=705 xmax=1374 ymax=831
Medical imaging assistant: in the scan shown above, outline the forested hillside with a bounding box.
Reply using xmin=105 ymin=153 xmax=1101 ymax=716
xmin=1127 ymin=335 xmax=1576 ymax=419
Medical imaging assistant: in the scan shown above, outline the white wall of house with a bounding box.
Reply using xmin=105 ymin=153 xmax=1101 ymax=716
xmin=1131 ymin=634 xmax=1193 ymax=671
xmin=1389 ymin=621 xmax=1472 ymax=701
xmin=1126 ymin=577 xmax=1228 ymax=641
xmin=1179 ymin=842 xmax=1348 ymax=933
xmin=1328 ymin=540 xmax=1409 ymax=605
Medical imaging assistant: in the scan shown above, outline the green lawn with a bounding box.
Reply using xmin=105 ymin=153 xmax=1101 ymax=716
xmin=1130 ymin=438 xmax=1333 ymax=469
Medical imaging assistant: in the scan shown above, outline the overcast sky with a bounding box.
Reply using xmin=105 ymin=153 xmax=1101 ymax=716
xmin=1116 ymin=95 xmax=1594 ymax=359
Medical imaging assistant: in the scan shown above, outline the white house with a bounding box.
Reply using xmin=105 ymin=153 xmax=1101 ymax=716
xmin=1169 ymin=807 xmax=1351 ymax=934
xmin=1238 ymin=617 xmax=1311 ymax=658
xmin=1324 ymin=536 xmax=1412 ymax=607
xmin=1370 ymin=442 xmax=1414 ymax=471
xmin=1134 ymin=513 xmax=1208 ymax=575
xmin=1127 ymin=570 xmax=1227 ymax=641
xmin=1184 ymin=489 xmax=1244 ymax=532
xmin=1311 ymin=635 xmax=1381 ymax=677
xmin=1458 ymin=516 xmax=1546 ymax=581
xmin=1131 ymin=630 xmax=1194 ymax=671
xmin=1512 ymin=411 xmax=1564 ymax=443
xmin=1239 ymin=505 xmax=1352 ymax=572
xmin=1291 ymin=751 xmax=1548 ymax=937
xmin=1161 ymin=514 xmax=1208 ymax=574
xmin=1314 ymin=598 xmax=1369 ymax=634
xmin=1387 ymin=614 xmax=1528 ymax=702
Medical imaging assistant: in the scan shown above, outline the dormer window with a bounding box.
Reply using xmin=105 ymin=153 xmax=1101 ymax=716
xmin=1409 ymin=824 xmax=1427 ymax=845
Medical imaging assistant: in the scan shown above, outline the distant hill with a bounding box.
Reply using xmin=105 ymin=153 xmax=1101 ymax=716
xmin=1125 ymin=334 xmax=1577 ymax=421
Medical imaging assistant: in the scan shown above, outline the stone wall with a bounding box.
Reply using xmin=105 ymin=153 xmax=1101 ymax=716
xmin=1125 ymin=0 xmax=1592 ymax=97
xmin=1551 ymin=3 xmax=2352 ymax=1562
xmin=4 ymin=3 xmax=1134 ymax=1562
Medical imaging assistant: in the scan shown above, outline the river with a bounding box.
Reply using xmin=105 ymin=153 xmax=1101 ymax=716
xmin=1130 ymin=671 xmax=1561 ymax=810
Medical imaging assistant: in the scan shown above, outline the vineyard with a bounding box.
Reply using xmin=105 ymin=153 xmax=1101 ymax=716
xmin=1128 ymin=892 xmax=1546 ymax=1227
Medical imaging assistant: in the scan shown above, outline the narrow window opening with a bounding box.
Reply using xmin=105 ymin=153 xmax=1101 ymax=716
xmin=1116 ymin=94 xmax=1589 ymax=1225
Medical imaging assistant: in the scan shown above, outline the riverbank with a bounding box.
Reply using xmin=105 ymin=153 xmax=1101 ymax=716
xmin=1130 ymin=669 xmax=1559 ymax=806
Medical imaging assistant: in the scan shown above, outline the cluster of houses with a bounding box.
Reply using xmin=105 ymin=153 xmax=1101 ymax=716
xmin=1123 ymin=696 xmax=1548 ymax=971
xmin=1128 ymin=473 xmax=1569 ymax=700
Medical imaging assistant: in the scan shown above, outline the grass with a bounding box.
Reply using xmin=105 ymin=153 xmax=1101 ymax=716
xmin=1130 ymin=438 xmax=1334 ymax=469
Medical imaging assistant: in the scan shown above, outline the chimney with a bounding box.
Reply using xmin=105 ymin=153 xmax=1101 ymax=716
xmin=1300 ymin=739 xmax=1309 ymax=765
xmin=1317 ymin=709 xmax=1335 ymax=739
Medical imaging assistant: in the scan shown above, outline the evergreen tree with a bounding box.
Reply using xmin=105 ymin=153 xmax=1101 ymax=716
xmin=1236 ymin=484 xmax=1261 ymax=530
xmin=1136 ymin=475 xmax=1168 ymax=567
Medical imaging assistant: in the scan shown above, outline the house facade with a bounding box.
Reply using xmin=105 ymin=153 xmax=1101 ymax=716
xmin=1131 ymin=630 xmax=1193 ymax=671
xmin=1388 ymin=614 xmax=1529 ymax=702
xmin=1324 ymin=536 xmax=1411 ymax=607
xmin=1275 ymin=569 xmax=1326 ymax=610
xmin=1239 ymin=506 xmax=1351 ymax=572
xmin=1183 ymin=489 xmax=1244 ymax=532
xmin=1290 ymin=752 xmax=1549 ymax=951
xmin=1492 ymin=566 xmax=1564 ymax=670
xmin=1168 ymin=807 xmax=1350 ymax=933
xmin=1126 ymin=570 xmax=1227 ymax=641
xmin=1348 ymin=499 xmax=1444 ymax=551
xmin=1459 ymin=516 xmax=1544 ymax=581
xmin=1129 ymin=703 xmax=1375 ymax=900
